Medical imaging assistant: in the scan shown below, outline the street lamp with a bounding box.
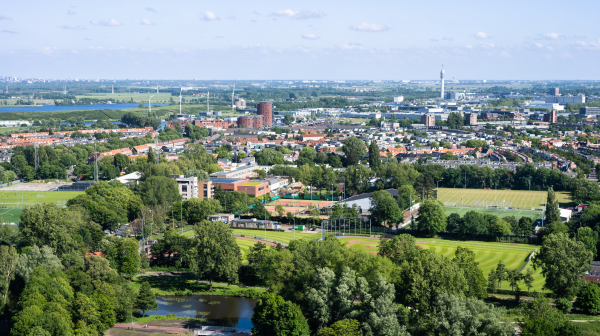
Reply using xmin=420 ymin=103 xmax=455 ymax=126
xmin=436 ymin=178 xmax=443 ymax=199
xmin=292 ymin=218 xmax=296 ymax=241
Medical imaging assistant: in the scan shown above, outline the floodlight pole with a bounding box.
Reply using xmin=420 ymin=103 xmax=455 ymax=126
xmin=149 ymin=95 xmax=155 ymax=116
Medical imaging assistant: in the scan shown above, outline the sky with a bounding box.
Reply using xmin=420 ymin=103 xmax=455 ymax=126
xmin=2 ymin=0 xmax=600 ymax=80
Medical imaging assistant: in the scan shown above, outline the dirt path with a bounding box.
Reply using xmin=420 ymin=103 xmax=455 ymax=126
xmin=136 ymin=273 xmax=266 ymax=289
xmin=236 ymin=236 xmax=278 ymax=247
xmin=112 ymin=322 xmax=251 ymax=335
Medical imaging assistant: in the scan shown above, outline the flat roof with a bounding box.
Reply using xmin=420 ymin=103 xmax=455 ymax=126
xmin=242 ymin=182 xmax=264 ymax=186
xmin=210 ymin=178 xmax=247 ymax=184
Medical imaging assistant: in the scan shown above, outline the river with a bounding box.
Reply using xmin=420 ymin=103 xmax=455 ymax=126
xmin=149 ymin=295 xmax=257 ymax=329
xmin=0 ymin=103 xmax=168 ymax=113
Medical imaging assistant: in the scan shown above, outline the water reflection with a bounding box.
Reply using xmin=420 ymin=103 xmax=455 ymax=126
xmin=151 ymin=295 xmax=256 ymax=329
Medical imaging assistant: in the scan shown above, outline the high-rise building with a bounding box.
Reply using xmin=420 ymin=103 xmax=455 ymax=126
xmin=420 ymin=114 xmax=435 ymax=127
xmin=466 ymin=113 xmax=478 ymax=125
xmin=257 ymin=102 xmax=273 ymax=126
xmin=543 ymin=110 xmax=557 ymax=124
xmin=393 ymin=96 xmax=404 ymax=103
xmin=252 ymin=115 xmax=264 ymax=128
xmin=548 ymin=88 xmax=560 ymax=96
xmin=440 ymin=67 xmax=445 ymax=99
xmin=237 ymin=116 xmax=253 ymax=128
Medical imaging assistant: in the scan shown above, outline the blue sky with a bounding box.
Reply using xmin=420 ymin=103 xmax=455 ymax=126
xmin=1 ymin=0 xmax=599 ymax=80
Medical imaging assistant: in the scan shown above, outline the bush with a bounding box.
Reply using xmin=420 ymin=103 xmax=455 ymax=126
xmin=555 ymin=298 xmax=573 ymax=314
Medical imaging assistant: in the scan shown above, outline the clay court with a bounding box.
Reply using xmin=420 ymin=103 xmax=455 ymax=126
xmin=265 ymin=199 xmax=337 ymax=217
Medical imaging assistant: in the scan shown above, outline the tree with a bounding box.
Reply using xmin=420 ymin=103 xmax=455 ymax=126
xmin=135 ymin=281 xmax=158 ymax=316
xmin=283 ymin=114 xmax=295 ymax=126
xmin=432 ymin=294 xmax=513 ymax=336
xmin=72 ymin=292 xmax=101 ymax=332
xmin=516 ymin=217 xmax=534 ymax=236
xmin=147 ymin=147 xmax=156 ymax=164
xmin=368 ymin=140 xmax=381 ymax=171
xmin=251 ymin=202 xmax=270 ymax=220
xmin=188 ymin=220 xmax=241 ymax=291
xmin=317 ymin=320 xmax=362 ymax=336
xmin=0 ymin=245 xmax=18 ymax=309
xmin=488 ymin=218 xmax=512 ymax=237
xmin=342 ymin=137 xmax=367 ymax=166
xmin=545 ymin=188 xmax=560 ymax=224
xmin=533 ymin=233 xmax=593 ymax=299
xmin=576 ymin=226 xmax=598 ymax=259
xmin=252 ymin=293 xmax=310 ymax=336
xmin=275 ymin=205 xmax=285 ymax=218
xmin=378 ymin=234 xmax=421 ymax=264
xmin=520 ymin=294 xmax=581 ymax=336
xmin=446 ymin=112 xmax=465 ymax=129
xmin=113 ymin=153 xmax=130 ymax=171
xmin=416 ymin=199 xmax=447 ymax=236
xmin=369 ymin=190 xmax=402 ymax=226
xmin=453 ymin=247 xmax=487 ymax=300
xmin=184 ymin=198 xmax=223 ymax=225
xmin=16 ymin=245 xmax=63 ymax=284
xmin=576 ymin=282 xmax=600 ymax=314
xmin=139 ymin=176 xmax=182 ymax=206
xmin=413 ymin=174 xmax=435 ymax=199
xmin=118 ymin=238 xmax=141 ymax=280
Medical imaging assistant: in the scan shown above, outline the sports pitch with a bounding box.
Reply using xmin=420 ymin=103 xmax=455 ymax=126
xmin=0 ymin=191 xmax=83 ymax=205
xmin=443 ymin=206 xmax=545 ymax=221
xmin=437 ymin=188 xmax=572 ymax=209
xmin=228 ymin=230 xmax=545 ymax=291
xmin=337 ymin=236 xmax=544 ymax=291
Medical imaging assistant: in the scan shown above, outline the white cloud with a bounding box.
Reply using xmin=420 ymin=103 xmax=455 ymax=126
xmin=202 ymin=11 xmax=220 ymax=21
xmin=67 ymin=10 xmax=75 ymax=15
xmin=301 ymin=33 xmax=320 ymax=40
xmin=442 ymin=37 xmax=453 ymax=41
xmin=479 ymin=42 xmax=495 ymax=49
xmin=58 ymin=25 xmax=87 ymax=30
xmin=90 ymin=19 xmax=122 ymax=26
xmin=465 ymin=45 xmax=473 ymax=49
xmin=534 ymin=43 xmax=543 ymax=48
xmin=271 ymin=9 xmax=325 ymax=19
xmin=140 ymin=19 xmax=155 ymax=25
xmin=0 ymin=15 xmax=11 ymax=20
xmin=349 ymin=22 xmax=389 ymax=32
xmin=539 ymin=33 xmax=565 ymax=40
xmin=1 ymin=30 xmax=17 ymax=34
xmin=430 ymin=38 xmax=439 ymax=42
xmin=572 ymin=39 xmax=600 ymax=50
xmin=473 ymin=32 xmax=491 ymax=39
xmin=145 ymin=7 xmax=156 ymax=12
xmin=339 ymin=42 xmax=364 ymax=50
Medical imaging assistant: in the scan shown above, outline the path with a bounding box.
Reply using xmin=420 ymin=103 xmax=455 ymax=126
xmin=113 ymin=324 xmax=251 ymax=335
xmin=236 ymin=236 xmax=278 ymax=247
xmin=136 ymin=272 xmax=267 ymax=289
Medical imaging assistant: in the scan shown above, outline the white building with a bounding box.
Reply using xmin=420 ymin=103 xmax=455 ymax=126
xmin=393 ymin=96 xmax=404 ymax=103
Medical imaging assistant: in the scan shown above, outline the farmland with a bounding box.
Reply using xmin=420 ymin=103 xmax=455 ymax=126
xmin=437 ymin=187 xmax=573 ymax=208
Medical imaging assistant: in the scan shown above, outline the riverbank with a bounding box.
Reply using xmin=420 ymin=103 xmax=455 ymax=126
xmin=132 ymin=275 xmax=266 ymax=297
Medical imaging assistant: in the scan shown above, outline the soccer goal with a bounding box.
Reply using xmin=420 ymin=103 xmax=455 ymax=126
xmin=486 ymin=205 xmax=499 ymax=209
xmin=444 ymin=202 xmax=456 ymax=207
xmin=57 ymin=200 xmax=66 ymax=206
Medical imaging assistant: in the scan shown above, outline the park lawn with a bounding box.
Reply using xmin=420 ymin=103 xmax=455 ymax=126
xmin=230 ymin=228 xmax=323 ymax=244
xmin=337 ymin=237 xmax=544 ymax=292
xmin=0 ymin=190 xmax=83 ymax=205
xmin=443 ymin=206 xmax=545 ymax=221
xmin=131 ymin=275 xmax=266 ymax=297
xmin=437 ymin=188 xmax=573 ymax=208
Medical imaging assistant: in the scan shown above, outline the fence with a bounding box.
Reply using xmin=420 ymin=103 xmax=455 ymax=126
xmin=233 ymin=233 xmax=288 ymax=248
xmin=0 ymin=180 xmax=23 ymax=188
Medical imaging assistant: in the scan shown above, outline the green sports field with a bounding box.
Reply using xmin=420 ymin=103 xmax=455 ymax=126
xmin=0 ymin=191 xmax=83 ymax=206
xmin=226 ymin=229 xmax=545 ymax=291
xmin=437 ymin=188 xmax=572 ymax=209
xmin=443 ymin=206 xmax=545 ymax=221
xmin=337 ymin=236 xmax=544 ymax=291
xmin=0 ymin=208 xmax=22 ymax=223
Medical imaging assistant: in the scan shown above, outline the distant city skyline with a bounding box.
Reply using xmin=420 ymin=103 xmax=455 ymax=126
xmin=1 ymin=0 xmax=599 ymax=80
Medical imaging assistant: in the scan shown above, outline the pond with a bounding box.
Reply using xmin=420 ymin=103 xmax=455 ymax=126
xmin=149 ymin=295 xmax=257 ymax=329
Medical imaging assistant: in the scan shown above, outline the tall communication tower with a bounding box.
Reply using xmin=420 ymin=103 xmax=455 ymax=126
xmin=440 ymin=65 xmax=445 ymax=99
xmin=231 ymin=84 xmax=235 ymax=110
xmin=207 ymin=91 xmax=210 ymax=112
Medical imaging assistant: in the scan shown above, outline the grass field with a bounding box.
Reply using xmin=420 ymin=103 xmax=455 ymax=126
xmin=224 ymin=229 xmax=545 ymax=291
xmin=437 ymin=188 xmax=573 ymax=208
xmin=337 ymin=236 xmax=544 ymax=291
xmin=0 ymin=191 xmax=83 ymax=205
xmin=443 ymin=206 xmax=545 ymax=221
xmin=0 ymin=208 xmax=22 ymax=223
